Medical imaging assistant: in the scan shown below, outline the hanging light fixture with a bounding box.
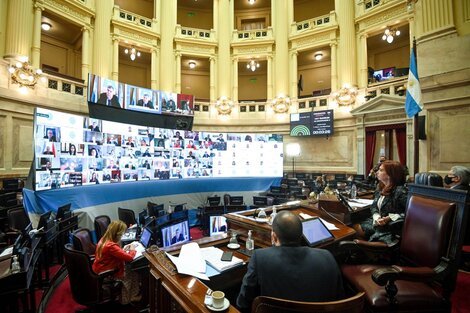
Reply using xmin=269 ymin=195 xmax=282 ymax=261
xmin=188 ymin=61 xmax=196 ymax=69
xmin=382 ymin=27 xmax=401 ymax=43
xmin=8 ymin=58 xmax=45 ymax=91
xmin=314 ymin=53 xmax=323 ymax=61
xmin=246 ymin=59 xmax=260 ymax=72
xmin=124 ymin=46 xmax=141 ymax=61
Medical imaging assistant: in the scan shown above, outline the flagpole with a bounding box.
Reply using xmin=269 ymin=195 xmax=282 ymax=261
xmin=412 ymin=39 xmax=419 ymax=175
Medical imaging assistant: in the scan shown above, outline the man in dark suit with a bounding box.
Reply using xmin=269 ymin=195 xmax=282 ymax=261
xmin=170 ymin=228 xmax=185 ymax=245
xmin=97 ymin=85 xmax=121 ymax=108
xmin=236 ymin=211 xmax=344 ymax=312
xmin=136 ymin=93 xmax=154 ymax=109
xmin=44 ymin=129 xmax=57 ymax=142
xmin=445 ymin=165 xmax=470 ymax=191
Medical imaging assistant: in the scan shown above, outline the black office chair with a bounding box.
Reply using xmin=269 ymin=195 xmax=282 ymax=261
xmin=414 ymin=172 xmax=444 ymax=187
xmin=94 ymin=215 xmax=111 ymax=242
xmin=72 ymin=228 xmax=96 ymax=258
xmin=118 ymin=207 xmax=137 ymax=227
xmin=63 ymin=244 xmax=122 ymax=311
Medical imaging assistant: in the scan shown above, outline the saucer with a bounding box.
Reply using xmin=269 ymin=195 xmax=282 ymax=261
xmin=205 ymin=298 xmax=230 ymax=311
xmin=227 ymin=243 xmax=240 ymax=250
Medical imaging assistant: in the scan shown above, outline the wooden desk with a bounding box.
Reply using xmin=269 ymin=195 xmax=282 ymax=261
xmin=224 ymin=201 xmax=356 ymax=249
xmin=146 ymin=235 xmax=248 ymax=313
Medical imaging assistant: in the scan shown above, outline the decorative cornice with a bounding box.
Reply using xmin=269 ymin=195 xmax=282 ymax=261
xmin=43 ymin=0 xmax=94 ymax=22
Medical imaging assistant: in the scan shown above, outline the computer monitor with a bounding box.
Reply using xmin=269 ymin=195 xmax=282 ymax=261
xmin=301 ymin=217 xmax=334 ymax=247
xmin=37 ymin=211 xmax=52 ymax=230
xmin=138 ymin=209 xmax=147 ymax=226
xmin=207 ymin=196 xmax=221 ymax=206
xmin=56 ymin=203 xmax=71 ymax=220
xmin=139 ymin=227 xmax=153 ymax=248
xmin=160 ymin=219 xmax=191 ymax=248
xmin=170 ymin=210 xmax=188 ymax=222
xmin=230 ymin=196 xmax=244 ymax=205
xmin=148 ymin=203 xmax=165 ymax=217
xmin=253 ymin=196 xmax=268 ymax=206
xmin=209 ymin=215 xmax=227 ymax=236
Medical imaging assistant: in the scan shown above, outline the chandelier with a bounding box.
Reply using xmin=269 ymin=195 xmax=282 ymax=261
xmin=382 ymin=27 xmax=400 ymax=43
xmin=215 ymin=96 xmax=234 ymax=115
xmin=246 ymin=59 xmax=260 ymax=72
xmin=332 ymin=84 xmax=357 ymax=106
xmin=124 ymin=46 xmax=141 ymax=61
xmin=271 ymin=96 xmax=291 ymax=113
xmin=8 ymin=60 xmax=44 ymax=90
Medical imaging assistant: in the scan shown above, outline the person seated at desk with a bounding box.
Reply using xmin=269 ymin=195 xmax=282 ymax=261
xmin=97 ymin=85 xmax=121 ymax=108
xmin=354 ymin=160 xmax=408 ymax=245
xmin=136 ymin=93 xmax=154 ymax=109
xmin=445 ymin=165 xmax=470 ymax=191
xmin=170 ymin=228 xmax=185 ymax=245
xmin=92 ymin=220 xmax=141 ymax=305
xmin=236 ymin=211 xmax=344 ymax=312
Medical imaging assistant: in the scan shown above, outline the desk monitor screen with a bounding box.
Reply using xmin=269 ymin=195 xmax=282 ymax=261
xmin=37 ymin=211 xmax=52 ymax=230
xmin=160 ymin=219 xmax=190 ymax=247
xmin=139 ymin=227 xmax=153 ymax=248
xmin=56 ymin=203 xmax=71 ymax=220
xmin=301 ymin=217 xmax=334 ymax=247
xmin=209 ymin=215 xmax=227 ymax=236
xmin=230 ymin=196 xmax=244 ymax=205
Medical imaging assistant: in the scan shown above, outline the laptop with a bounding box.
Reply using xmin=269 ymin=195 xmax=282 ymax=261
xmin=132 ymin=227 xmax=153 ymax=259
xmin=301 ymin=217 xmax=335 ymax=247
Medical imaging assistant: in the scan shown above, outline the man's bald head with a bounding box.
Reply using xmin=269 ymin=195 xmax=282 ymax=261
xmin=272 ymin=211 xmax=302 ymax=246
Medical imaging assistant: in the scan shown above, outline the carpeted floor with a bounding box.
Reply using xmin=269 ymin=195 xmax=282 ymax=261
xmin=37 ymin=227 xmax=470 ymax=313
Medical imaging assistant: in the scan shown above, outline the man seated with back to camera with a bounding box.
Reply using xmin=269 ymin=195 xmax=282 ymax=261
xmin=236 ymin=211 xmax=344 ymax=312
xmin=354 ymin=160 xmax=408 ymax=246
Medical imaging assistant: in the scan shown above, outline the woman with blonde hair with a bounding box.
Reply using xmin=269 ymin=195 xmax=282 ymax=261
xmin=92 ymin=220 xmax=141 ymax=305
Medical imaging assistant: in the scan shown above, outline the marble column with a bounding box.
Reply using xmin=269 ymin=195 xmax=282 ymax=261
xmin=111 ymin=36 xmax=119 ymax=81
xmin=4 ymin=0 xmax=34 ymax=60
xmin=216 ymin=0 xmax=233 ymax=99
xmin=358 ymin=33 xmax=368 ymax=88
xmin=272 ymin=0 xmax=289 ymax=97
xmin=81 ymin=26 xmax=90 ymax=81
xmin=209 ymin=56 xmax=216 ymax=102
xmin=151 ymin=48 xmax=159 ymax=90
xmin=335 ymin=0 xmax=357 ymax=87
xmin=31 ymin=2 xmax=44 ymax=68
xmin=290 ymin=51 xmax=298 ymax=98
xmin=160 ymin=0 xmax=177 ymax=92
xmin=175 ymin=51 xmax=181 ymax=93
xmin=267 ymin=55 xmax=273 ymax=100
xmin=232 ymin=57 xmax=238 ymax=102
xmin=93 ymin=0 xmax=114 ymax=78
xmin=330 ymin=41 xmax=338 ymax=92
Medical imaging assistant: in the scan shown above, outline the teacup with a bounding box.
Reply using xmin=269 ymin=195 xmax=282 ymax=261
xmin=211 ymin=290 xmax=225 ymax=309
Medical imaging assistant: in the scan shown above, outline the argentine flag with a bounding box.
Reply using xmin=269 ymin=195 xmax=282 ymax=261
xmin=405 ymin=47 xmax=422 ymax=118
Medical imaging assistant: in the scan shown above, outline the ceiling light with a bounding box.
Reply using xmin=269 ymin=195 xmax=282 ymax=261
xmin=124 ymin=46 xmax=140 ymax=61
xmin=246 ymin=59 xmax=260 ymax=72
xmin=188 ymin=61 xmax=196 ymax=69
xmin=382 ymin=27 xmax=400 ymax=44
xmin=248 ymin=0 xmax=256 ymax=4
xmin=41 ymin=22 xmax=51 ymax=31
xmin=314 ymin=53 xmax=323 ymax=61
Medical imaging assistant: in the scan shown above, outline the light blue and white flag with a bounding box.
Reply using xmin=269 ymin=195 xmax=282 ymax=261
xmin=405 ymin=47 xmax=422 ymax=118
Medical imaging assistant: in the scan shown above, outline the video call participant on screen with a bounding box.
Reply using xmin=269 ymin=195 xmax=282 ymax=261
xmin=88 ymin=121 xmax=100 ymax=132
xmin=43 ymin=146 xmax=54 ymax=155
xmin=236 ymin=211 xmax=344 ymax=312
xmin=92 ymin=220 xmax=141 ymax=305
xmin=170 ymin=228 xmax=185 ymax=245
xmin=69 ymin=144 xmax=77 ymax=155
xmin=136 ymin=93 xmax=154 ymax=109
xmin=166 ymin=98 xmax=176 ymax=111
xmin=97 ymin=85 xmax=121 ymax=108
xmin=44 ymin=129 xmax=57 ymax=142
xmin=89 ymin=172 xmax=100 ymax=184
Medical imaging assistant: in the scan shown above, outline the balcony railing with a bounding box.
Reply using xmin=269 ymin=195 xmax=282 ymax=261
xmin=365 ymin=76 xmax=407 ymax=100
xmin=114 ymin=7 xmax=154 ymax=29
xmin=364 ymin=0 xmax=382 ymax=10
xmin=175 ymin=26 xmax=215 ymax=41
xmin=292 ymin=12 xmax=335 ymax=34
xmin=43 ymin=70 xmax=86 ymax=97
xmin=232 ymin=27 xmax=273 ymax=42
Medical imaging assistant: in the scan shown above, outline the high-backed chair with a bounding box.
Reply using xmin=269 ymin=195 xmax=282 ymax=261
xmin=414 ymin=172 xmax=444 ymax=187
xmin=118 ymin=207 xmax=136 ymax=227
xmin=94 ymin=215 xmax=111 ymax=242
xmin=251 ymin=292 xmax=365 ymax=313
xmin=72 ymin=228 xmax=96 ymax=257
xmin=63 ymin=244 xmax=121 ymax=310
xmin=6 ymin=206 xmax=31 ymax=244
xmin=340 ymin=184 xmax=469 ymax=313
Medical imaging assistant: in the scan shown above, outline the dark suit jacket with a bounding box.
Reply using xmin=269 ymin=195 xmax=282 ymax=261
xmin=236 ymin=246 xmax=344 ymax=312
xmin=97 ymin=93 xmax=121 ymax=108
xmin=137 ymin=99 xmax=154 ymax=109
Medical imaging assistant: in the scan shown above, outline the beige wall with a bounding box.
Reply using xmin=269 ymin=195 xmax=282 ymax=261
xmin=177 ymin=7 xmax=213 ymax=29
xmin=298 ymin=63 xmax=331 ymax=96
xmin=368 ymin=43 xmax=409 ymax=71
xmin=181 ymin=71 xmax=210 ymax=99
xmin=114 ymin=0 xmax=153 ymax=19
xmin=119 ymin=62 xmax=151 ymax=89
xmin=238 ymin=73 xmax=268 ymax=101
xmin=294 ymin=0 xmax=334 ymax=22
xmin=41 ymin=36 xmax=81 ymax=77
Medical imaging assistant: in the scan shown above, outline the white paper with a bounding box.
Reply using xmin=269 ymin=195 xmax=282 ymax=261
xmin=347 ymin=198 xmax=373 ymax=208
xmin=319 ymin=218 xmax=339 ymax=230
xmin=165 ymin=242 xmax=209 ymax=280
xmin=200 ymin=247 xmax=244 ymax=272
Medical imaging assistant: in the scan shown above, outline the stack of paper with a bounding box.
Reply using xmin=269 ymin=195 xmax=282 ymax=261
xmin=200 ymin=247 xmax=244 ymax=272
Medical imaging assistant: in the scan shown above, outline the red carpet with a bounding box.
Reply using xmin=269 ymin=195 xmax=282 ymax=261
xmin=451 ymin=270 xmax=470 ymax=313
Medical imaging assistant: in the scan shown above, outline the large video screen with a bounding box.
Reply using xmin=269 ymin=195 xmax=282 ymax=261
xmin=290 ymin=110 xmax=334 ymax=137
xmin=33 ymin=108 xmax=283 ymax=191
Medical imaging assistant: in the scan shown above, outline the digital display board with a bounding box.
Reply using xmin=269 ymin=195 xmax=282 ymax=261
xmin=290 ymin=109 xmax=334 ymax=137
